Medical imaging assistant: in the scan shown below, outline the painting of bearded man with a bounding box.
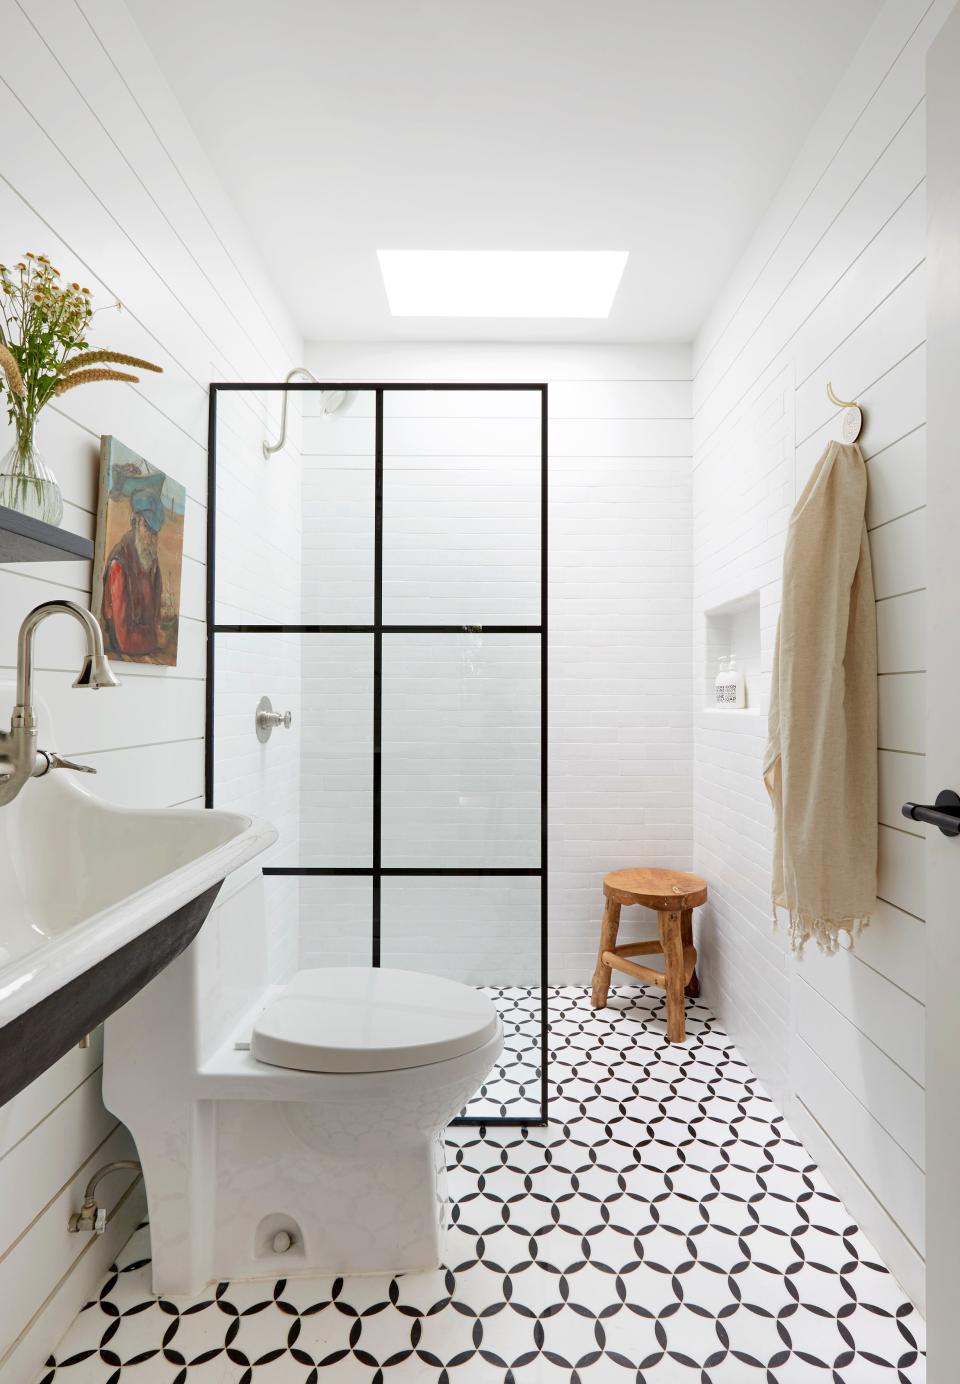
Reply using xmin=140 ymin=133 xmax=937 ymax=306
xmin=91 ymin=437 xmax=185 ymax=666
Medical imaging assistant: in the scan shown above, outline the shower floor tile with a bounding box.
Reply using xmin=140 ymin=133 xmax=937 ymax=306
xmin=39 ymin=986 xmax=924 ymax=1383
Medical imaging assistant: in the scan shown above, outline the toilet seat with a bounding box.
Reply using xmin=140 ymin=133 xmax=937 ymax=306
xmin=251 ymin=966 xmax=500 ymax=1074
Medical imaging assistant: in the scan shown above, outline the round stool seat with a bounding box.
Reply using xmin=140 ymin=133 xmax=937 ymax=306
xmin=603 ymin=867 xmax=708 ymax=912
xmin=593 ymin=867 xmax=709 ymax=1043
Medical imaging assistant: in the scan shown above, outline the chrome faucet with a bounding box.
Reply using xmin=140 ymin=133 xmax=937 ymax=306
xmin=0 ymin=600 xmax=120 ymax=807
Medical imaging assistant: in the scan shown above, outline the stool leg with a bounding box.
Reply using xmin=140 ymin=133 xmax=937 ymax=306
xmin=591 ymin=897 xmax=621 ymax=1009
xmin=658 ymin=909 xmax=686 ymax=1043
xmin=682 ymin=908 xmax=700 ymax=999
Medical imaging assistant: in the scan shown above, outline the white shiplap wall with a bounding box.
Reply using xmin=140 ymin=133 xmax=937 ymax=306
xmin=0 ymin=0 xmax=300 ymax=1377
xmin=304 ymin=343 xmax=693 ymax=984
xmin=691 ymin=0 xmax=949 ymax=1310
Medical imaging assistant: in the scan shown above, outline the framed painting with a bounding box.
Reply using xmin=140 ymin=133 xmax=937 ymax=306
xmin=91 ymin=436 xmax=186 ymax=667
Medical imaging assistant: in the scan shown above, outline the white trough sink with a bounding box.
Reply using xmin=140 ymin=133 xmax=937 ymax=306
xmin=0 ymin=745 xmax=275 ymax=1106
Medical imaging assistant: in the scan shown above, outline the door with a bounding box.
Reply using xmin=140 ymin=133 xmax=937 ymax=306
xmin=924 ymin=7 xmax=960 ymax=1379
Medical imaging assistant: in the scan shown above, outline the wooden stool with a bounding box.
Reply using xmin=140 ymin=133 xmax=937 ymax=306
xmin=591 ymin=868 xmax=708 ymax=1043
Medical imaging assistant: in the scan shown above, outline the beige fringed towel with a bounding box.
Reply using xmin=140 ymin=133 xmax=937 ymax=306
xmin=763 ymin=439 xmax=877 ymax=955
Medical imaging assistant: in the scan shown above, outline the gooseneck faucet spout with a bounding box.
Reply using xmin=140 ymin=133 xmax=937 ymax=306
xmin=0 ymin=600 xmax=119 ymax=806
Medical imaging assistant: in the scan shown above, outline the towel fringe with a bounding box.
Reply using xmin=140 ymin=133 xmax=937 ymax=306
xmin=772 ymin=903 xmax=871 ymax=958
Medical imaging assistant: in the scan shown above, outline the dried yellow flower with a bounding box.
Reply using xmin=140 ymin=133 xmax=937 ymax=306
xmin=54 ymin=367 xmax=140 ymax=395
xmin=61 ymin=348 xmax=163 ymax=375
xmin=0 ymin=342 xmax=25 ymax=398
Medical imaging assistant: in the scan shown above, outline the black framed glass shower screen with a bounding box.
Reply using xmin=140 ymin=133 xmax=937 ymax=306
xmin=205 ymin=383 xmax=548 ymax=1126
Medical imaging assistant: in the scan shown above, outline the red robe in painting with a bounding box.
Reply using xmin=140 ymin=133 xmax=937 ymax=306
xmin=101 ymin=529 xmax=163 ymax=658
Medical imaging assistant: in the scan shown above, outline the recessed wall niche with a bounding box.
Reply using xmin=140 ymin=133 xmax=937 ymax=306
xmin=703 ymin=591 xmax=761 ymax=715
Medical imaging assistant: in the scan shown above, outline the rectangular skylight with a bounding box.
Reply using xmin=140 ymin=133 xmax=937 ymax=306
xmin=376 ymin=250 xmax=629 ymax=318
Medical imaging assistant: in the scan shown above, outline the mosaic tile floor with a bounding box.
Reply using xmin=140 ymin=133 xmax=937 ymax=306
xmin=40 ymin=986 xmax=924 ymax=1383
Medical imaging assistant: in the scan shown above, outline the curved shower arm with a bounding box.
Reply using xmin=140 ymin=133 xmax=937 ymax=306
xmin=262 ymin=367 xmax=319 ymax=460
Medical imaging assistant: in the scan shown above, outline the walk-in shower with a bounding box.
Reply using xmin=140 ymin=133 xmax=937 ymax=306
xmin=206 ymin=382 xmax=547 ymax=1124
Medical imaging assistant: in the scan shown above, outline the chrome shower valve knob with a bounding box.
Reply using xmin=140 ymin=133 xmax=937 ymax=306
xmin=255 ymin=696 xmax=293 ymax=743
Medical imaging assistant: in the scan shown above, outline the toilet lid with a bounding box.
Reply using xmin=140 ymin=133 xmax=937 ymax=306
xmin=251 ymin=967 xmax=500 ymax=1074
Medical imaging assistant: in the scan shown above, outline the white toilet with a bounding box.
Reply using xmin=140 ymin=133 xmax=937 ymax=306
xmin=103 ymin=875 xmax=502 ymax=1296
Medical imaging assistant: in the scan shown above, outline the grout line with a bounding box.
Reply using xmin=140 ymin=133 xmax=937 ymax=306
xmin=793 ymin=1093 xmax=924 ymax=1255
xmin=72 ymin=0 xmax=294 ymax=367
xmin=693 ymin=159 xmax=926 ymax=459
xmin=18 ymin=1 xmax=271 ymax=371
xmin=880 ymin=820 xmax=928 ymax=842
xmin=796 ymin=976 xmax=923 ymax=1086
xmin=793 ymin=256 xmax=925 ymax=392
xmin=793 ymin=340 xmax=926 ymax=449
xmin=877 ymin=893 xmax=926 ymax=923
xmin=0 ymin=1123 xmax=122 ymax=1267
xmin=875 ymin=588 xmax=926 ymax=603
xmin=0 ymin=1168 xmax=143 ymax=1371
xmin=0 ymin=1064 xmax=102 ymax=1168
xmin=867 ymin=505 xmax=926 ymax=533
xmin=842 ymin=944 xmax=924 ymax=1005
xmin=67 ymin=736 xmax=204 ymax=758
xmin=864 ymin=420 xmax=925 ymax=462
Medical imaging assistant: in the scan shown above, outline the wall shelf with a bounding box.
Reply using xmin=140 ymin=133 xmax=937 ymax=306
xmin=704 ymin=590 xmax=762 ymax=714
xmin=0 ymin=504 xmax=93 ymax=563
xmin=699 ymin=706 xmax=764 ymax=727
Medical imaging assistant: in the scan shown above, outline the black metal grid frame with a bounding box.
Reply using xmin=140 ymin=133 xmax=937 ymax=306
xmin=206 ymin=381 xmax=548 ymax=1126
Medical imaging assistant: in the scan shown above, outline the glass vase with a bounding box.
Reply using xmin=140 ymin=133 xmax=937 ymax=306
xmin=0 ymin=416 xmax=64 ymax=525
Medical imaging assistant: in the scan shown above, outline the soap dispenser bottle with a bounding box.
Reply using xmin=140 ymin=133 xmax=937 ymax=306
xmin=714 ymin=656 xmax=729 ymax=707
xmin=725 ymin=655 xmax=746 ymax=708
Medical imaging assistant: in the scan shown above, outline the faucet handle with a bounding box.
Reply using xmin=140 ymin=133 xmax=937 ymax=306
xmin=33 ymin=750 xmax=97 ymax=777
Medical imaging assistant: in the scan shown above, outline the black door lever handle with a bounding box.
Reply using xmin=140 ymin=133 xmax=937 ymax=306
xmin=902 ymin=789 xmax=960 ymax=837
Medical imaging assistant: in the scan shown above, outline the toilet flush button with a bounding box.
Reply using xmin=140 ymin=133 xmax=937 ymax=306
xmin=272 ymin=1230 xmax=293 ymax=1254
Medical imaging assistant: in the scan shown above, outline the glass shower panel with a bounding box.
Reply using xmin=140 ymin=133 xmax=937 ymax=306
xmin=208 ymin=380 xmax=547 ymax=1126
xmin=302 ymin=389 xmax=376 ymax=625
xmin=380 ymin=875 xmax=541 ymax=1122
xmin=213 ymin=389 xmax=306 ymax=626
xmin=300 ymin=634 xmax=373 ymax=867
xmin=381 ymin=633 xmax=540 ymax=868
xmin=212 ymin=631 xmax=302 ymax=866
xmin=382 ymin=390 xmax=541 ymax=626
xmin=380 ymin=875 xmax=539 ymax=985
xmin=212 ymin=632 xmax=372 ymax=868
xmin=299 ymin=875 xmax=372 ymax=970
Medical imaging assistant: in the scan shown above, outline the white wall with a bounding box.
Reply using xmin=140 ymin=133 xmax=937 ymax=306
xmin=304 ymin=343 xmax=692 ymax=984
xmin=0 ymin=0 xmax=300 ymax=1376
xmin=691 ymin=0 xmax=951 ymax=1310
xmin=923 ymin=7 xmax=960 ymax=1376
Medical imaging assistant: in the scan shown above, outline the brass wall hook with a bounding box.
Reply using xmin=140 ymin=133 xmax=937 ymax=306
xmin=826 ymin=381 xmax=858 ymax=409
xmin=826 ymin=382 xmax=863 ymax=442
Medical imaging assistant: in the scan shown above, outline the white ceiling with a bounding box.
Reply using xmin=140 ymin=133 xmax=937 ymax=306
xmin=128 ymin=0 xmax=882 ymax=344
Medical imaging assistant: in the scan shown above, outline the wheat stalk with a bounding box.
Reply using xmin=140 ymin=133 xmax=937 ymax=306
xmin=0 ymin=341 xmax=25 ymax=398
xmin=54 ymin=368 xmax=140 ymax=394
xmin=60 ymin=348 xmax=163 ymax=375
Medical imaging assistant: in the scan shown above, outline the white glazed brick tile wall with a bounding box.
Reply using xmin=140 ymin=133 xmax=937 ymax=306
xmin=0 ymin=3 xmax=301 ymax=1378
xmin=302 ymin=344 xmax=693 ymax=987
xmin=690 ymin=0 xmax=948 ymax=1311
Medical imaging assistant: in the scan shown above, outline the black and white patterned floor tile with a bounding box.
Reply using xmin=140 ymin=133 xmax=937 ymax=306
xmin=464 ymin=986 xmax=543 ymax=1121
xmin=40 ymin=986 xmax=924 ymax=1383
